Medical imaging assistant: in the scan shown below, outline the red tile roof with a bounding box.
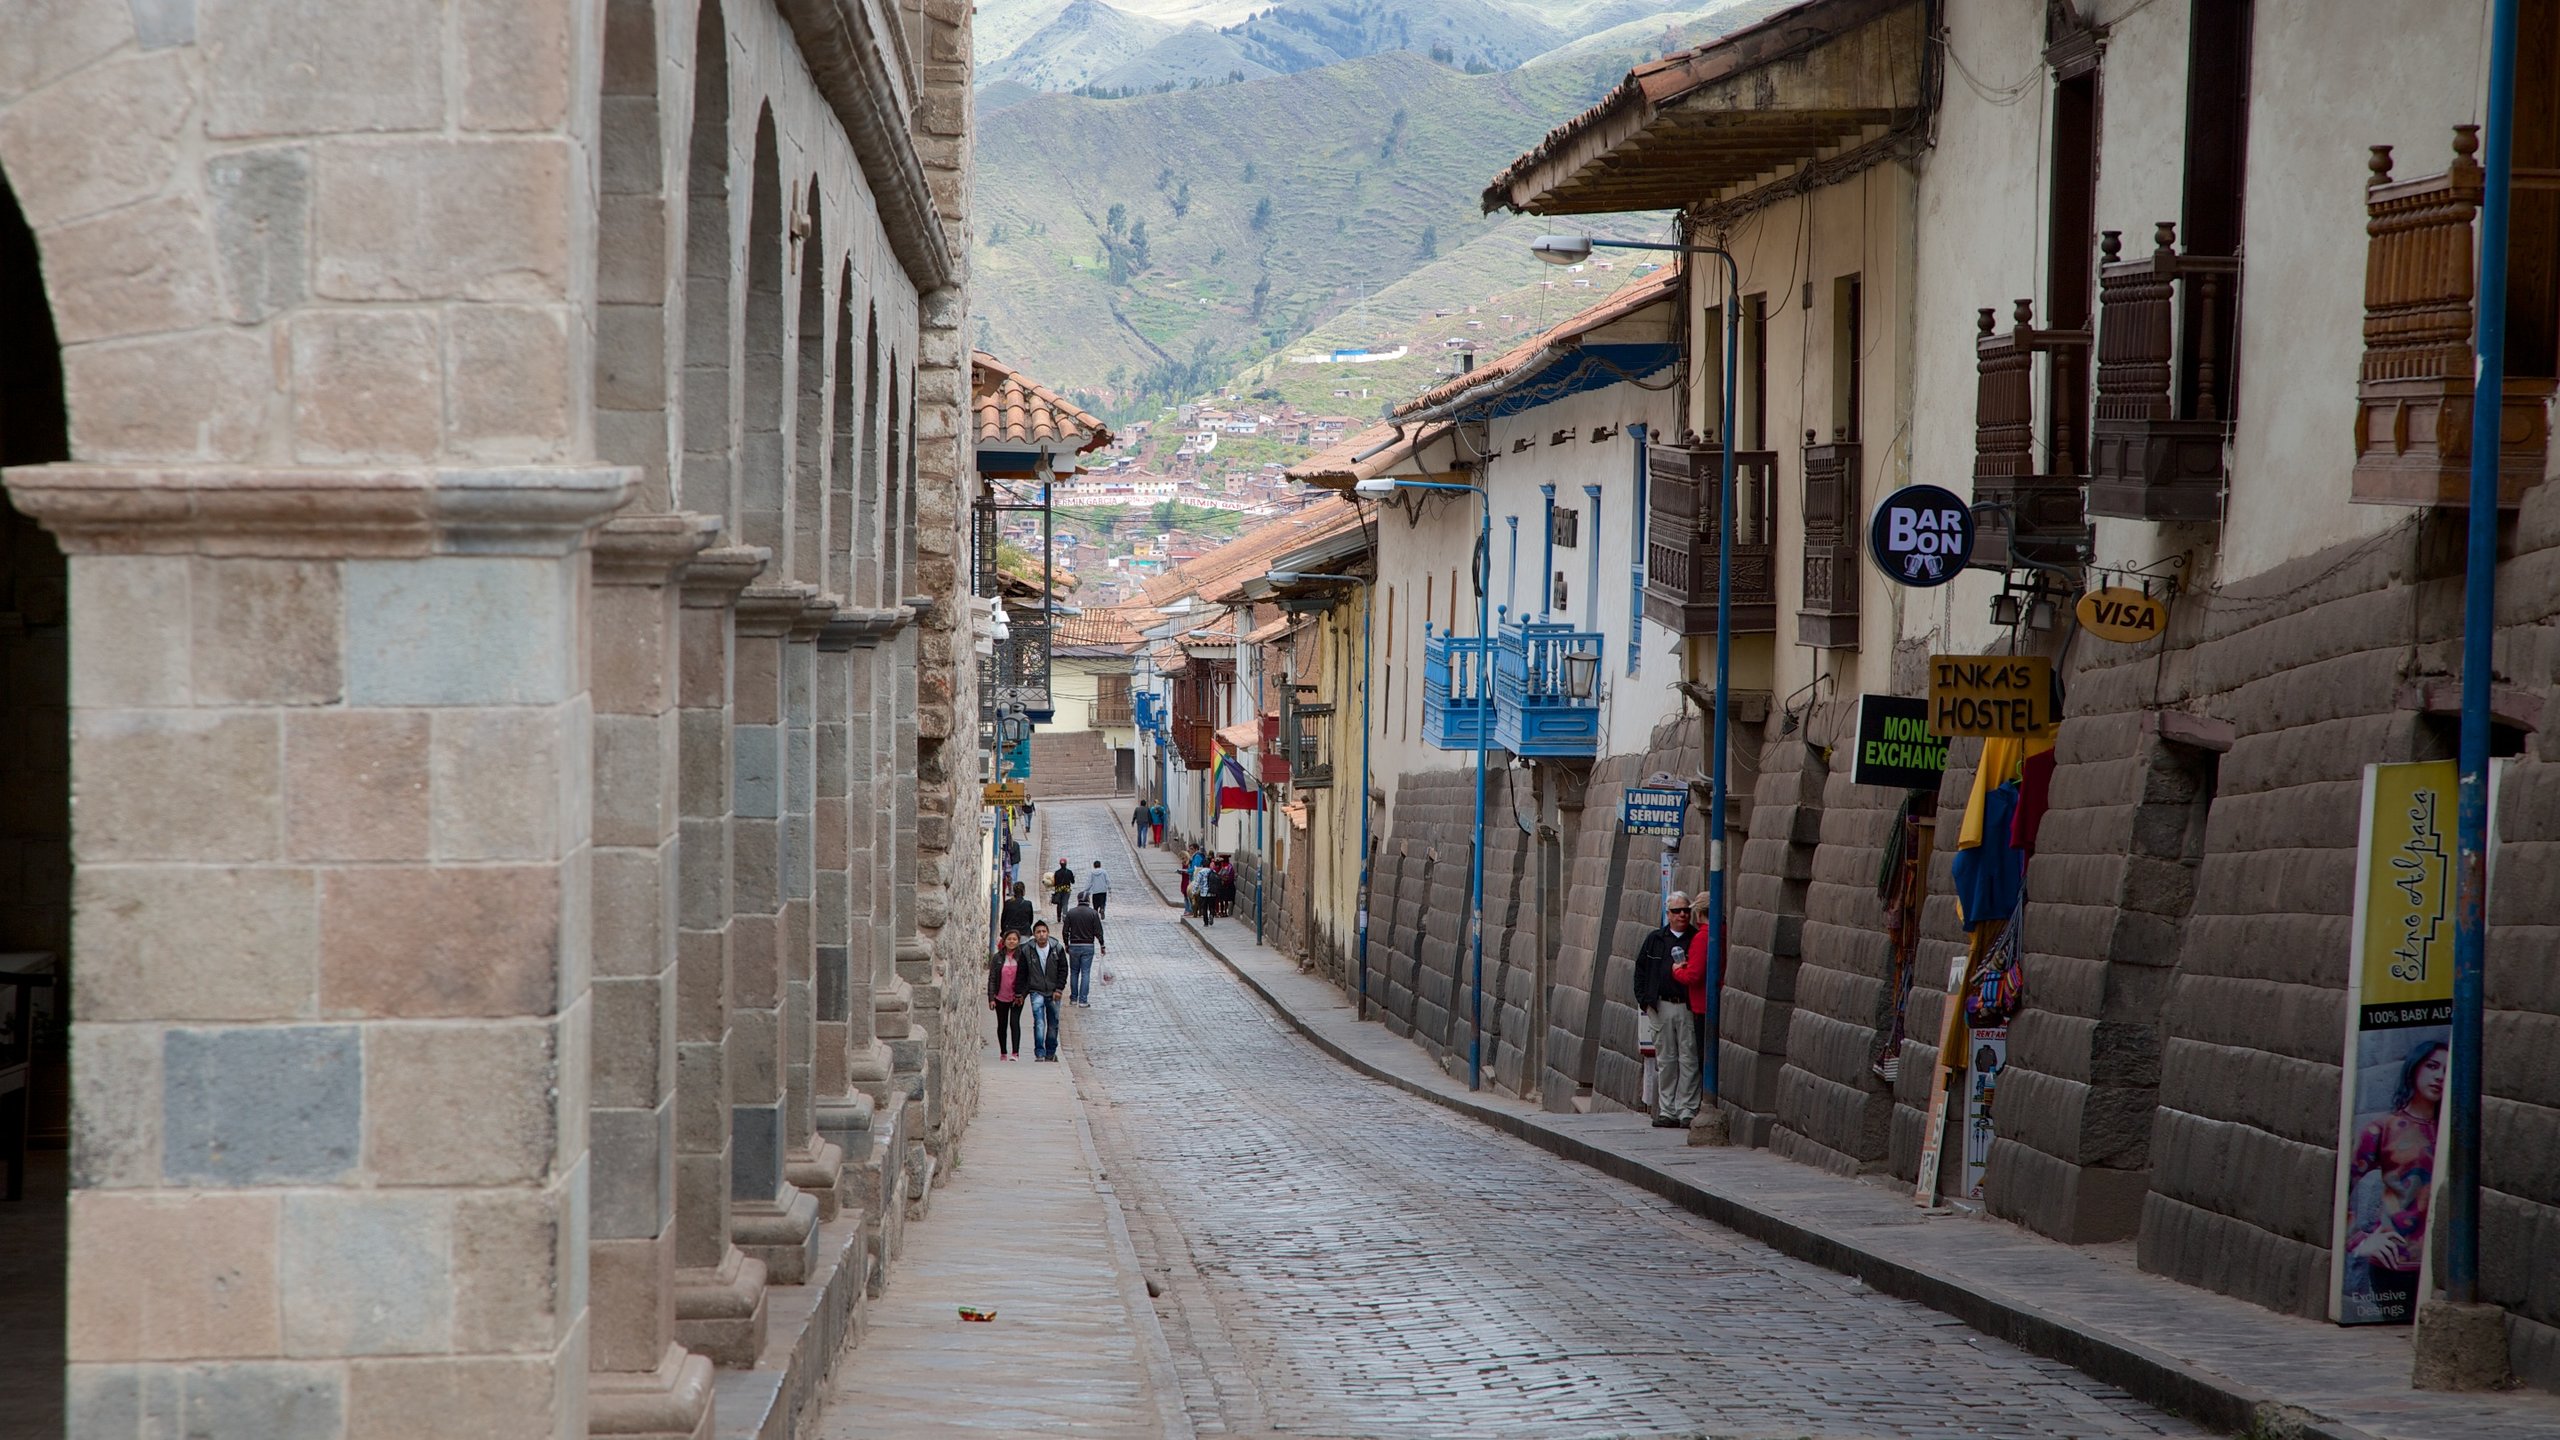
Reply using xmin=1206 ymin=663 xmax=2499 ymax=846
xmin=972 ymin=352 xmax=1113 ymax=454
xmin=1393 ymin=264 xmax=1682 ymax=419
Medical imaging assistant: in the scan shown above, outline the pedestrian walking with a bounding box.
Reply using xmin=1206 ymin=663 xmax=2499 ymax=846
xmin=986 ymin=928 xmax=1030 ymax=1061
xmin=1130 ymin=800 xmax=1151 ymax=846
xmin=1020 ymin=921 xmax=1069 ymax=1061
xmin=1667 ymin=909 xmax=1717 ymax=1129
xmin=1049 ymin=858 xmax=1076 ymax=922
xmin=1211 ymin=855 xmax=1236 ymax=920
xmin=1150 ymin=802 xmax=1167 ymax=845
xmin=1189 ymin=851 xmax=1216 ymax=925
xmin=1086 ymin=859 xmax=1112 ymax=918
xmin=998 ymin=881 xmax=1035 ymax=947
xmin=1002 ymin=832 xmax=1021 ymax=881
xmin=1635 ymin=892 xmax=1702 ymax=1127
xmin=1062 ymin=893 xmax=1104 ymax=1006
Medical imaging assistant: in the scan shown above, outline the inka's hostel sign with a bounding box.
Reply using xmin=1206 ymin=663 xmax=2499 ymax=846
xmin=1927 ymin=654 xmax=2054 ymax=739
xmin=1849 ymin=695 xmax=1948 ymax=789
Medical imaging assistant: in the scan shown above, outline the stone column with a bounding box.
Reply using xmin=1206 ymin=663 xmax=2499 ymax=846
xmin=16 ymin=464 xmax=624 ymax=1439
xmin=587 ymin=514 xmax=720 ymax=1438
xmin=671 ymin=545 xmax=769 ymax=1366
xmin=890 ymin=619 xmax=947 ymax=1174
xmin=781 ymin=597 xmax=844 ymax=1220
xmin=728 ymin=582 xmax=821 ymax=1284
xmin=837 ymin=614 xmax=897 ymax=1106
xmin=871 ymin=621 xmax=917 ymax=1069
xmin=817 ymin=613 xmax=899 ymax=1233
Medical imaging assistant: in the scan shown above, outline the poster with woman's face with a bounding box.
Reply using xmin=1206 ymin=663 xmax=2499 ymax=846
xmin=2338 ymin=1027 xmax=2450 ymax=1324
xmin=2330 ymin=760 xmax=2483 ymax=1327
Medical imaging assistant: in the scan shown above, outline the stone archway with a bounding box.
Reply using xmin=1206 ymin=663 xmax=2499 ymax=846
xmin=0 ymin=161 xmax=71 ymax=1440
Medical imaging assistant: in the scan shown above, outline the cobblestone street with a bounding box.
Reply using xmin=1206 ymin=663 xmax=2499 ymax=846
xmin=1024 ymin=801 xmax=2207 ymax=1440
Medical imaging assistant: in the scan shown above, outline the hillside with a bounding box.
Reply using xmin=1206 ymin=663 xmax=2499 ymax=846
xmin=970 ymin=3 xmax=1776 ymax=411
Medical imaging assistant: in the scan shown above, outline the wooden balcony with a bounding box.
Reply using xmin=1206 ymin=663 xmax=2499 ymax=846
xmin=1798 ymin=433 xmax=1861 ymax=649
xmin=1493 ymin=621 xmax=1604 ymax=760
xmin=1420 ymin=627 xmax=1496 ymax=752
xmin=2088 ymin=224 xmax=2239 ymax=522
xmin=1643 ymin=440 xmax=1777 ymax=637
xmin=1974 ymin=301 xmax=2092 ymax=568
xmin=1168 ymin=659 xmax=1229 ymax=771
xmin=2352 ymin=127 xmax=2554 ymax=507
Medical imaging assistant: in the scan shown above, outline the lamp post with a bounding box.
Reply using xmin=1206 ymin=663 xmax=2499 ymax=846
xmin=1268 ymin=569 xmax=1372 ymax=1018
xmin=1535 ymin=230 xmax=1740 ymax=1124
xmin=1355 ymin=475 xmax=1494 ymax=1090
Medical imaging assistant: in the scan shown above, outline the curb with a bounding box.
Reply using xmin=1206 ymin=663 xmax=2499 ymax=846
xmin=1170 ymin=913 xmax=2377 ymax=1440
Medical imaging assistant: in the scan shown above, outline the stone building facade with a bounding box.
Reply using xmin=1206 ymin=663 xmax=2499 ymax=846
xmin=1327 ymin=0 xmax=2560 ymax=1394
xmin=0 ymin=0 xmax=987 ymax=1434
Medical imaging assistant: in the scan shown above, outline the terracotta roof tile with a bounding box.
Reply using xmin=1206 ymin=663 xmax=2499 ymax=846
xmin=972 ymin=352 xmax=1113 ymax=454
xmin=1394 ymin=265 xmax=1681 ymax=419
xmin=1136 ymin=500 xmax=1366 ymax=608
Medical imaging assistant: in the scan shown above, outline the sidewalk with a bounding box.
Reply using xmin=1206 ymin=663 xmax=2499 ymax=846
xmin=1126 ymin=834 xmax=2560 ymax=1440
xmin=817 ymin=1044 xmax=1189 ymax=1439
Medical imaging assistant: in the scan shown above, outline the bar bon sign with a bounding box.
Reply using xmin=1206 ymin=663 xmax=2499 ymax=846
xmin=1868 ymin=484 xmax=1975 ymax=587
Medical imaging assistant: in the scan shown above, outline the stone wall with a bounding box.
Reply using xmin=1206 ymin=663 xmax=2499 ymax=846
xmin=0 ymin=0 xmax=987 ymax=1434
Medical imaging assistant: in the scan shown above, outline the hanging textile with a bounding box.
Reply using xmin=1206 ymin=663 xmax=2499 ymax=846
xmin=1950 ymin=781 xmax=2025 ymax=928
xmin=2011 ymin=747 xmax=2058 ymax=855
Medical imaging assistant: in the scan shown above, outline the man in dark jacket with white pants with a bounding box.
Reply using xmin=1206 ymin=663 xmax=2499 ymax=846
xmin=1633 ymin=891 xmax=1700 ymax=1127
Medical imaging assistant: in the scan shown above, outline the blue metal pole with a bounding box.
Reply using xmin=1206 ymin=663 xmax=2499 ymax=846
xmin=1703 ymin=248 xmax=1739 ymax=1112
xmin=1472 ymin=482 xmax=1492 ymax=1091
xmin=2449 ymin=0 xmax=2519 ymax=1308
xmin=1254 ymin=643 xmax=1266 ymax=943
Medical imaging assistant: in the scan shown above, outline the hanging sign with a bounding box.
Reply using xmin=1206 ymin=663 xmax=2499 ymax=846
xmin=1621 ymin=785 xmax=1689 ymax=836
xmin=982 ymin=781 xmax=1026 ymax=806
xmin=1927 ymin=654 xmax=2054 ymax=738
xmin=1868 ymin=484 xmax=1975 ymax=588
xmin=1850 ymin=695 xmax=1949 ymax=789
xmin=2328 ymin=759 xmax=2500 ymax=1326
xmin=2075 ymin=586 xmax=2169 ymax=643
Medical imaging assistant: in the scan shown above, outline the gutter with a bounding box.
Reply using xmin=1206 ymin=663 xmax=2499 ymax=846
xmin=777 ymin=0 xmax=957 ymax=292
xmin=1397 ymin=343 xmax=1571 ymax=426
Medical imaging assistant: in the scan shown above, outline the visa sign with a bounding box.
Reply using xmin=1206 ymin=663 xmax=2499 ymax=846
xmin=1868 ymin=484 xmax=1976 ymax=588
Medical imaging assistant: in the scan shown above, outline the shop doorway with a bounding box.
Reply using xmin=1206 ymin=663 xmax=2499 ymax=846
xmin=0 ymin=165 xmax=72 ymax=1434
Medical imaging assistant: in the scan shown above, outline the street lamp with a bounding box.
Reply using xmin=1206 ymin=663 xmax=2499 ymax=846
xmin=1560 ymin=647 xmax=1598 ymax=701
xmin=1355 ymin=473 xmax=1496 ymax=1091
xmin=1533 ymin=231 xmax=1742 ymax=1134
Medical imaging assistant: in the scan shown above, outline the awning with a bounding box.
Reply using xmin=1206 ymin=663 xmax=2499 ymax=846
xmin=1216 ymin=720 xmax=1261 ymax=751
xmin=1393 ymin=267 xmax=1682 ymax=425
xmin=1483 ymin=0 xmax=1927 ymax=217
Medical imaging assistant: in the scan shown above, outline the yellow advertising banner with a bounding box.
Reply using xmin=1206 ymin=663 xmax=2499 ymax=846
xmin=1926 ymin=654 xmax=2054 ymax=738
xmin=2354 ymin=760 xmax=2458 ymax=1014
xmin=2329 ymin=758 xmax=2493 ymax=1327
xmin=982 ymin=781 xmax=1026 ymax=807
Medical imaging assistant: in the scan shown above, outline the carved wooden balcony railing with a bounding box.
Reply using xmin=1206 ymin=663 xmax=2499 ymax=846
xmin=2353 ymin=126 xmax=2555 ymax=507
xmin=1643 ymin=439 xmax=1777 ymax=636
xmin=1799 ymin=432 xmax=1861 ymax=648
xmin=2088 ymin=223 xmax=2240 ymax=521
xmin=1974 ymin=301 xmax=2093 ymax=568
xmin=1169 ymin=659 xmax=1230 ymax=771
xmin=1492 ymin=620 xmax=1605 ymax=760
xmin=1420 ymin=626 xmax=1496 ymax=752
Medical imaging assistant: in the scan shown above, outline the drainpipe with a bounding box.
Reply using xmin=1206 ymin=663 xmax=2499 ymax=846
xmin=1470 ymin=479 xmax=1493 ymax=1091
xmin=2446 ymin=0 xmax=2518 ymax=1317
xmin=1356 ymin=580 xmax=1374 ymax=1020
xmin=1254 ymin=633 xmax=1266 ymax=943
xmin=1538 ymin=484 xmax=1558 ymax=621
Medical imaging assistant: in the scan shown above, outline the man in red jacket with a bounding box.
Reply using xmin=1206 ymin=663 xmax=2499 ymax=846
xmin=1667 ymin=910 xmax=1714 ymax=1128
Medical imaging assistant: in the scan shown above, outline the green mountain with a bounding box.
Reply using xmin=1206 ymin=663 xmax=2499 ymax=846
xmin=970 ymin=3 xmax=1781 ymax=414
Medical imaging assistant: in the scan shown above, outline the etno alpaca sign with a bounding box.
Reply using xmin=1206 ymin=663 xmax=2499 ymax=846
xmin=1867 ymin=484 xmax=1975 ymax=587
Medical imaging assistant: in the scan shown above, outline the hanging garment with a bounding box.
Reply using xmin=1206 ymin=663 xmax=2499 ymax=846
xmin=2012 ymin=747 xmax=2058 ymax=855
xmin=1950 ymin=781 xmax=2025 ymax=928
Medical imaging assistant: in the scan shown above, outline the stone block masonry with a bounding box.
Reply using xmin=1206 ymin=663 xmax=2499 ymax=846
xmin=0 ymin=0 xmax=989 ymax=1435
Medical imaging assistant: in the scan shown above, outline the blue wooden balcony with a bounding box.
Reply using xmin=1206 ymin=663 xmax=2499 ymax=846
xmin=1420 ymin=625 xmax=1496 ymax=751
xmin=1493 ymin=620 xmax=1604 ymax=759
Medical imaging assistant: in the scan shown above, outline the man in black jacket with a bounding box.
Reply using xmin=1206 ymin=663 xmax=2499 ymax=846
xmin=1049 ymin=858 xmax=1076 ymax=922
xmin=1061 ymin=893 xmax=1105 ymax=1006
xmin=998 ymin=882 xmax=1035 ymax=948
xmin=1019 ymin=921 xmax=1070 ymax=1060
xmin=1633 ymin=891 xmax=1701 ymax=1128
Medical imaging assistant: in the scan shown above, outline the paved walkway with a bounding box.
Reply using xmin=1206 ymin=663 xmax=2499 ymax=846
xmin=1117 ymin=808 xmax=2560 ymax=1440
xmin=816 ymin=1041 xmax=1188 ymax=1439
xmin=1056 ymin=804 xmax=2200 ymax=1439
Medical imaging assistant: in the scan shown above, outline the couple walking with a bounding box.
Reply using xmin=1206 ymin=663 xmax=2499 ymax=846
xmin=1634 ymin=890 xmax=1714 ymax=1128
xmin=987 ymin=891 xmax=1108 ymax=1061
